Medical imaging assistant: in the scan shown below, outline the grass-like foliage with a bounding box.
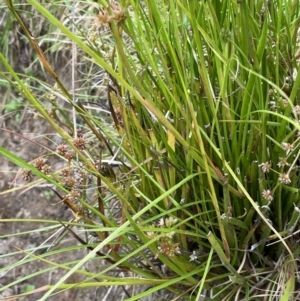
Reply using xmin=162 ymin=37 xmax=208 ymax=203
xmin=1 ymin=0 xmax=300 ymax=300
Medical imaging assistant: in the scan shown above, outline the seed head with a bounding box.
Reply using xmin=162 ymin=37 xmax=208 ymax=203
xmin=259 ymin=162 xmax=271 ymax=173
xmin=96 ymin=8 xmax=111 ymax=25
xmin=277 ymin=157 xmax=290 ymax=168
xmin=111 ymin=3 xmax=126 ymax=23
xmin=21 ymin=169 xmax=32 ymax=181
xmin=293 ymin=105 xmax=300 ymax=117
xmin=60 ymin=168 xmax=69 ymax=177
xmin=157 ymin=218 xmax=165 ymax=227
xmin=157 ymin=241 xmax=181 ymax=258
xmin=73 ymin=137 xmax=86 ymax=150
xmin=282 ymin=142 xmax=294 ymax=155
xmin=65 ymin=152 xmax=75 ymax=160
xmin=67 ymin=189 xmax=80 ymax=202
xmin=63 ymin=176 xmax=76 ymax=188
xmin=41 ymin=164 xmax=51 ymax=175
xmin=278 ymin=173 xmax=291 ymax=185
xmin=262 ymin=189 xmax=273 ymax=202
xmin=165 ymin=217 xmax=178 ymax=227
xmin=146 ymin=231 xmax=157 ymax=239
xmin=34 ymin=158 xmax=48 ymax=170
xmin=56 ymin=144 xmax=68 ymax=155
xmin=189 ymin=251 xmax=198 ymax=262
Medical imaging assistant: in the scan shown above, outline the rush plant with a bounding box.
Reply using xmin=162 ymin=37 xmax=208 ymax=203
xmin=1 ymin=0 xmax=300 ymax=300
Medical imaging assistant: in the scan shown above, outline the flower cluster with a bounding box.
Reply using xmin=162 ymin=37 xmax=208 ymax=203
xmin=262 ymin=189 xmax=273 ymax=202
xmin=56 ymin=144 xmax=68 ymax=155
xmin=259 ymin=162 xmax=271 ymax=173
xmin=282 ymin=142 xmax=294 ymax=155
xmin=96 ymin=2 xmax=127 ymax=26
xmin=33 ymin=157 xmax=51 ymax=175
xmin=278 ymin=173 xmax=292 ymax=185
xmin=277 ymin=157 xmax=290 ymax=168
xmin=147 ymin=217 xmax=181 ymax=259
xmin=72 ymin=137 xmax=86 ymax=150
xmin=292 ymin=104 xmax=300 ymax=117
xmin=21 ymin=169 xmax=32 ymax=181
xmin=258 ymin=133 xmax=300 ymax=205
xmin=258 ymin=127 xmax=300 ymax=205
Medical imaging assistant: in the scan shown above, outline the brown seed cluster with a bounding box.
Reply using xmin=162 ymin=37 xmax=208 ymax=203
xmin=34 ymin=158 xmax=48 ymax=170
xmin=157 ymin=241 xmax=181 ymax=258
xmin=72 ymin=137 xmax=86 ymax=150
xmin=63 ymin=176 xmax=76 ymax=189
xmin=65 ymin=152 xmax=76 ymax=160
xmin=147 ymin=217 xmax=181 ymax=259
xmin=34 ymin=158 xmax=52 ymax=174
xmin=96 ymin=2 xmax=126 ymax=26
xmin=56 ymin=144 xmax=68 ymax=155
xmin=60 ymin=168 xmax=69 ymax=177
xmin=66 ymin=189 xmax=81 ymax=202
xmin=21 ymin=169 xmax=32 ymax=181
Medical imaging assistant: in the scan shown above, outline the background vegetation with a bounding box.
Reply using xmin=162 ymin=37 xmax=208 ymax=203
xmin=1 ymin=0 xmax=300 ymax=300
